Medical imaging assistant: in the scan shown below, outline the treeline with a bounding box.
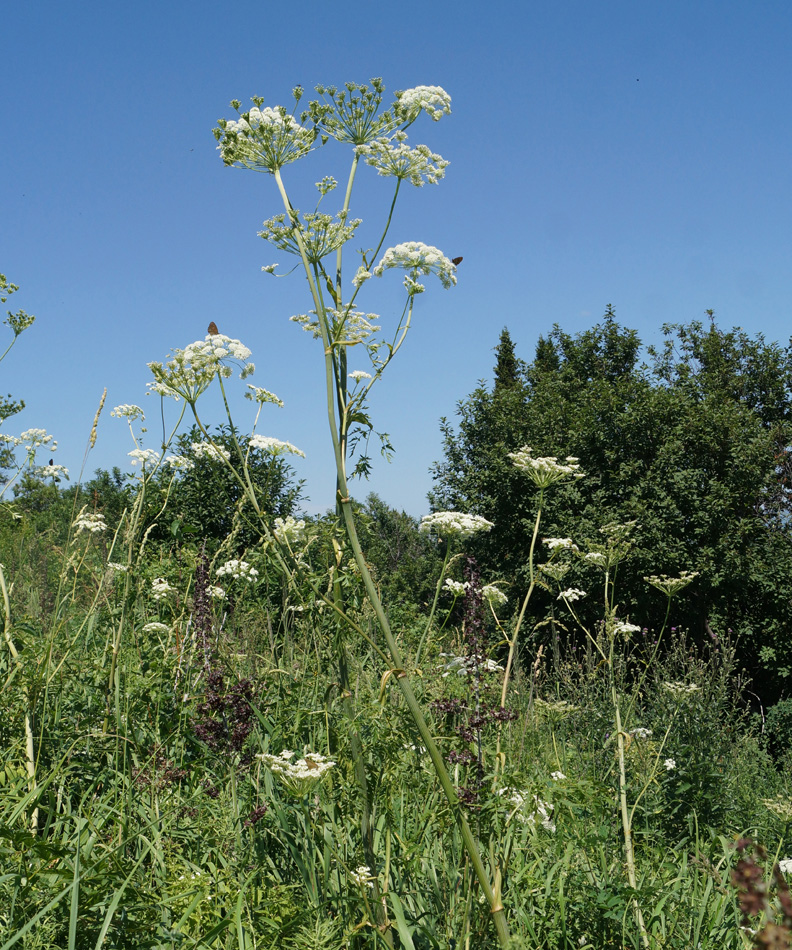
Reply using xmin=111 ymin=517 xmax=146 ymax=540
xmin=430 ymin=308 xmax=792 ymax=705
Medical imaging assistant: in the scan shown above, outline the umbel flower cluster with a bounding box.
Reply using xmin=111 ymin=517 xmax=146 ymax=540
xmin=258 ymin=749 xmax=336 ymax=797
xmin=420 ymin=511 xmax=494 ymax=540
xmin=148 ymin=334 xmax=254 ymax=404
xmin=509 ymin=446 xmax=584 ymax=489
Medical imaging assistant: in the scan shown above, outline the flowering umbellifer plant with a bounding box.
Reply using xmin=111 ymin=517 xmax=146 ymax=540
xmin=212 ymin=79 xmax=511 ymax=946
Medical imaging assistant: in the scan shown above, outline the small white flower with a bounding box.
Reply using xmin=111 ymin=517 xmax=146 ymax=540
xmin=107 ymin=562 xmax=128 ymax=573
xmin=273 ymin=515 xmax=308 ymax=546
xmin=662 ymin=681 xmax=701 ymax=695
xmin=557 ymin=588 xmax=587 ymax=602
xmin=190 ymin=442 xmax=231 ymax=462
xmin=644 ymin=571 xmax=700 ymax=596
xmin=164 ymin=454 xmax=195 ymax=471
xmin=348 ymin=370 xmax=372 ymax=381
xmin=249 ymin=435 xmax=305 ymax=457
xmin=142 ymin=622 xmax=171 ymax=634
xmin=395 ymin=85 xmax=452 ymax=122
xmin=245 ymin=385 xmax=283 ymax=407
xmin=443 ymin=578 xmax=469 ymax=597
xmin=373 ymin=242 xmax=457 ymax=289
xmin=612 ymin=620 xmax=642 ymax=640
xmin=352 ymin=266 xmax=372 ymax=288
xmin=151 ymin=577 xmax=175 ymax=601
xmin=128 ymin=448 xmax=162 ymax=468
xmin=664 ymin=758 xmax=676 ymax=771
xmin=420 ymin=511 xmax=493 ymax=540
xmin=258 ymin=749 xmax=336 ymax=796
xmin=551 ymin=771 xmax=567 ymax=781
xmin=630 ymin=727 xmax=652 ymax=740
xmin=510 ymin=446 xmax=584 ymax=488
xmin=349 ymin=865 xmax=374 ymax=887
xmin=779 ymin=858 xmax=792 ymax=875
xmin=543 ymin=537 xmax=579 ymax=552
xmin=481 ymin=584 xmax=508 ymax=607
xmin=584 ymin=552 xmax=607 ymax=565
xmin=111 ymin=405 xmax=145 ymax=421
xmin=439 ymin=653 xmax=503 ymax=677
xmin=207 ymin=585 xmax=226 ymax=600
xmin=73 ymin=509 xmax=108 ymax=534
xmin=216 ymin=559 xmax=259 ymax=583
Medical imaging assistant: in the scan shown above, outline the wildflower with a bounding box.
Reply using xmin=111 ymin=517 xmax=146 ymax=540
xmin=557 ymin=587 xmax=586 ymax=602
xmin=644 ymin=571 xmax=700 ymax=596
xmin=111 ymin=404 xmax=145 ymax=421
xmin=349 ymin=865 xmax=374 ymax=888
xmin=216 ymin=559 xmax=259 ymax=583
xmin=259 ymin=211 xmax=362 ymax=264
xmin=20 ymin=428 xmax=56 ymax=450
xmin=38 ymin=463 xmax=69 ymax=479
xmin=538 ymin=562 xmax=570 ymax=581
xmin=214 ymin=101 xmax=315 ymax=173
xmin=128 ymin=448 xmax=162 ymax=468
xmin=352 ymin=266 xmax=372 ymax=288
xmin=584 ymin=551 xmax=607 ymax=565
xmin=662 ymin=681 xmax=701 ymax=695
xmin=481 ymin=584 xmax=508 ymax=607
xmin=245 ymin=385 xmax=284 ymax=407
xmin=249 ymin=435 xmax=305 ymax=457
xmin=355 ymin=131 xmax=449 ymax=187
xmin=164 ymin=454 xmax=195 ymax=471
xmin=612 ymin=620 xmax=642 ymax=640
xmin=148 ymin=334 xmax=254 ymax=403
xmin=395 ymin=85 xmax=452 ymax=122
xmin=273 ymin=515 xmax=308 ymax=546
xmin=151 ymin=577 xmax=175 ymax=601
xmin=420 ymin=511 xmax=493 ymax=539
xmin=190 ymin=442 xmax=232 ymax=463
xmin=551 ymin=771 xmax=567 ymax=781
xmin=534 ymin=698 xmax=579 ymax=715
xmin=107 ymin=562 xmax=128 ymax=573
xmin=258 ymin=749 xmax=335 ymax=796
xmin=348 ymin=370 xmax=372 ymax=381
xmin=543 ymin=537 xmax=579 ymax=552
xmin=630 ymin=727 xmax=652 ymax=740
xmin=261 ymin=263 xmax=279 ymax=274
xmin=73 ymin=509 xmax=107 ymax=534
xmin=779 ymin=859 xmax=792 ymax=875
xmin=763 ymin=797 xmax=792 ymax=822
xmin=373 ymin=242 xmax=457 ymax=289
xmin=439 ymin=653 xmax=504 ymax=677
xmin=207 ymin=585 xmax=226 ymax=600
xmin=499 ymin=787 xmax=556 ymax=831
xmin=509 ymin=446 xmax=584 ymax=489
xmin=664 ymin=758 xmax=676 ymax=771
xmin=142 ymin=622 xmax=171 ymax=634
xmin=443 ymin=578 xmax=469 ymax=596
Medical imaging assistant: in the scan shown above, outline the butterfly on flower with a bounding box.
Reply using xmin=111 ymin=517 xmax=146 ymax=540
xmin=451 ymin=256 xmax=463 ymax=266
xmin=207 ymin=321 xmax=219 ymax=335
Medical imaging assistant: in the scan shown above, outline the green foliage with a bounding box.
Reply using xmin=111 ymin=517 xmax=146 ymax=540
xmin=765 ymin=698 xmax=792 ymax=760
xmin=431 ymin=309 xmax=792 ymax=701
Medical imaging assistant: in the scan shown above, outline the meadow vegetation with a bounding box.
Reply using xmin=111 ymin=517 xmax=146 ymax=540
xmin=1 ymin=80 xmax=791 ymax=949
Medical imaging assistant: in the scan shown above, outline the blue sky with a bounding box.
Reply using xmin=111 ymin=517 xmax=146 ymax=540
xmin=3 ymin=0 xmax=792 ymax=516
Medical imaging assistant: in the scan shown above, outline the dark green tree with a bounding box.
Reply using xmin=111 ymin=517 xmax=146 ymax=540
xmin=431 ymin=310 xmax=792 ymax=700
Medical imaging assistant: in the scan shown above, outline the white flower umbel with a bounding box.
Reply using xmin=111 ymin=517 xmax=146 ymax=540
xmin=349 ymin=865 xmax=374 ymax=888
xmin=207 ymin=585 xmax=226 ymax=600
xmin=164 ymin=454 xmax=195 ymax=471
xmin=550 ymin=771 xmax=567 ymax=781
xmin=274 ymin=515 xmax=308 ymax=546
xmin=557 ymin=588 xmax=586 ymax=602
xmin=443 ymin=578 xmax=469 ymax=597
xmin=543 ymin=537 xmax=579 ymax=552
xmin=111 ymin=404 xmax=145 ymax=421
xmin=662 ymin=681 xmax=701 ymax=695
xmin=420 ymin=511 xmax=493 ymax=540
xmin=107 ymin=562 xmax=128 ymax=573
xmin=395 ymin=85 xmax=452 ymax=122
xmin=148 ymin=334 xmax=254 ymax=404
xmin=355 ymin=132 xmax=449 ymax=186
xmin=128 ymin=448 xmax=162 ymax=469
xmin=644 ymin=571 xmax=700 ymax=596
xmin=190 ymin=442 xmax=232 ymax=463
xmin=73 ymin=509 xmax=107 ymax=534
xmin=499 ymin=787 xmax=556 ymax=831
xmin=258 ymin=749 xmax=335 ymax=797
xmin=216 ymin=559 xmax=259 ymax=583
xmin=482 ymin=584 xmax=508 ymax=607
xmin=509 ymin=446 xmax=584 ymax=489
xmin=214 ymin=101 xmax=315 ymax=173
xmin=151 ymin=577 xmax=175 ymax=601
xmin=374 ymin=242 xmax=458 ymax=289
xmin=348 ymin=370 xmax=372 ymax=381
xmin=779 ymin=859 xmax=792 ymax=875
xmin=664 ymin=758 xmax=676 ymax=771
xmin=142 ymin=622 xmax=171 ymax=634
xmin=38 ymin=463 xmax=69 ymax=480
xmin=245 ymin=385 xmax=284 ymax=407
xmin=439 ymin=653 xmax=503 ymax=677
xmin=249 ymin=435 xmax=306 ymax=457
xmin=611 ymin=620 xmax=642 ymax=641
xmin=630 ymin=727 xmax=652 ymax=740
xmin=259 ymin=211 xmax=362 ymax=264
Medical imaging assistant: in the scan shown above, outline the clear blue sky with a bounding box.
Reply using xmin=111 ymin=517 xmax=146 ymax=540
xmin=4 ymin=0 xmax=792 ymax=516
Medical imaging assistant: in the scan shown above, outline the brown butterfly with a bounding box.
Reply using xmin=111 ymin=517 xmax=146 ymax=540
xmin=451 ymin=256 xmax=463 ymax=266
xmin=304 ymin=757 xmax=320 ymax=771
xmin=207 ymin=321 xmax=219 ymax=335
